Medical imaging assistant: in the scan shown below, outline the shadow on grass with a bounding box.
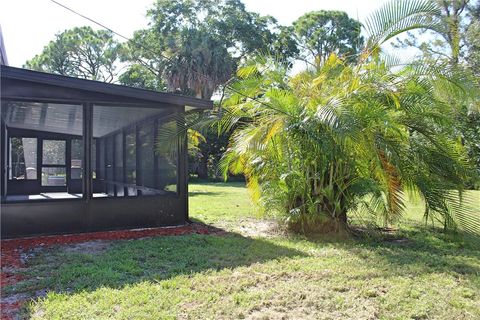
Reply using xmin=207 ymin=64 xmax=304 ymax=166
xmin=189 ymin=181 xmax=247 ymax=189
xmin=188 ymin=181 xmax=247 ymax=196
xmin=281 ymin=219 xmax=480 ymax=280
xmin=9 ymin=230 xmax=305 ymax=296
xmin=344 ymin=227 xmax=480 ymax=279
xmin=188 ymin=191 xmax=223 ymax=197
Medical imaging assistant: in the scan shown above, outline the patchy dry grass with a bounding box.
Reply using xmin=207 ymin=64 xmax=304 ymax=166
xmin=4 ymin=182 xmax=480 ymax=319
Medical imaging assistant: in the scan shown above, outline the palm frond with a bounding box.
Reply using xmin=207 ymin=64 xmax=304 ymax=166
xmin=364 ymin=0 xmax=440 ymax=53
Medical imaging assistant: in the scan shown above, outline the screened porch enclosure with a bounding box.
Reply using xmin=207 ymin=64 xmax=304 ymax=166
xmin=2 ymin=101 xmax=178 ymax=200
xmin=1 ymin=66 xmax=212 ymax=238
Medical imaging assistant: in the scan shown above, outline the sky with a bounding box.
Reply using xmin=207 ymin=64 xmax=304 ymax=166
xmin=0 ymin=0 xmax=392 ymax=68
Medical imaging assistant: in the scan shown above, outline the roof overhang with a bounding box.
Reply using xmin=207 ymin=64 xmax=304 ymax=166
xmin=1 ymin=65 xmax=213 ymax=109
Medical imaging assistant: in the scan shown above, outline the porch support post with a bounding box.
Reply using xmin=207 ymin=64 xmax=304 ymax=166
xmin=177 ymin=108 xmax=189 ymax=222
xmin=83 ymin=102 xmax=92 ymax=201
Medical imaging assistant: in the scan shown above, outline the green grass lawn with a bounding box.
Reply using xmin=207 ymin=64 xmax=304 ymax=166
xmin=189 ymin=181 xmax=259 ymax=227
xmin=9 ymin=183 xmax=480 ymax=319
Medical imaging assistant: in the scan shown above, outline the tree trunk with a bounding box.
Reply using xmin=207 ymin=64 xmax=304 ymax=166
xmin=337 ymin=195 xmax=348 ymax=227
xmin=338 ymin=210 xmax=348 ymax=225
xmin=197 ymin=154 xmax=208 ymax=179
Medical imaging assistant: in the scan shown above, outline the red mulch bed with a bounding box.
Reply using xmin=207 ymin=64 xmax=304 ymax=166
xmin=0 ymin=223 xmax=217 ymax=320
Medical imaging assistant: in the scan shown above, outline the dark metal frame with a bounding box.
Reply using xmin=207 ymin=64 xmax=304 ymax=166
xmin=6 ymin=129 xmax=83 ymax=196
xmin=40 ymin=138 xmax=68 ymax=192
xmin=1 ymin=66 xmax=212 ymax=238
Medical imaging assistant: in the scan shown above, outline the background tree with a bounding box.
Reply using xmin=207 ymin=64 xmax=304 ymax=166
xmin=393 ymin=0 xmax=478 ymax=65
xmin=465 ymin=0 xmax=480 ymax=78
xmin=123 ymin=0 xmax=279 ymax=99
xmin=292 ymin=10 xmax=364 ymax=66
xmin=118 ymin=64 xmax=165 ymax=91
xmin=25 ymin=26 xmax=121 ymax=82
xmin=161 ymin=28 xmax=235 ymax=99
xmin=269 ymin=26 xmax=300 ymax=65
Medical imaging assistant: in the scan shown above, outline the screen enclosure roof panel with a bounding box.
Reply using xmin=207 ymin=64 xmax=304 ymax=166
xmin=1 ymin=101 xmax=171 ymax=138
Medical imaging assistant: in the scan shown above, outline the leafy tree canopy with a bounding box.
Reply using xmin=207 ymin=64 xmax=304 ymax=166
xmin=145 ymin=0 xmax=277 ymax=58
xmin=25 ymin=26 xmax=120 ymax=83
xmin=293 ymin=10 xmax=364 ymax=65
xmin=122 ymin=0 xmax=295 ymax=98
xmin=393 ymin=0 xmax=480 ymax=68
xmin=118 ymin=64 xmax=165 ymax=91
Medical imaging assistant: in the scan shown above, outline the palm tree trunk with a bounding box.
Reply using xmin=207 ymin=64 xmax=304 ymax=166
xmin=197 ymin=154 xmax=208 ymax=179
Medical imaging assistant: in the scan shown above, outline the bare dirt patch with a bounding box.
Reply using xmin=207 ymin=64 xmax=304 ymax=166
xmin=62 ymin=240 xmax=111 ymax=255
xmin=225 ymin=218 xmax=282 ymax=238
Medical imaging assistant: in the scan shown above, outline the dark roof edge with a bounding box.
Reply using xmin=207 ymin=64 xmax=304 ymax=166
xmin=0 ymin=65 xmax=213 ymax=109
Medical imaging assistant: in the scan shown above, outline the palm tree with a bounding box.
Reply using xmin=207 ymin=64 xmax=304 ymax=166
xmin=163 ymin=28 xmax=235 ymax=99
xmin=217 ymin=0 xmax=479 ymax=234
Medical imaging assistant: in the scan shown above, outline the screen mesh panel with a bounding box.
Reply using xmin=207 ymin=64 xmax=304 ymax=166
xmin=92 ymin=105 xmax=178 ymax=197
xmin=2 ymin=101 xmax=83 ymax=136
